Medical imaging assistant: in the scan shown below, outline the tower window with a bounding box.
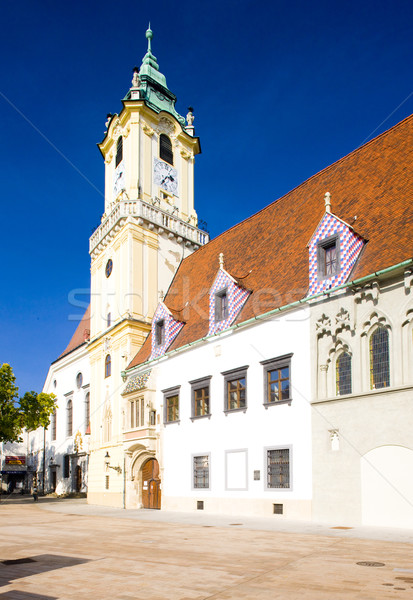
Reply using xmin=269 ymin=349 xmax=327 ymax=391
xmin=105 ymin=354 xmax=112 ymax=378
xmin=159 ymin=134 xmax=173 ymax=165
xmin=115 ymin=136 xmax=123 ymax=167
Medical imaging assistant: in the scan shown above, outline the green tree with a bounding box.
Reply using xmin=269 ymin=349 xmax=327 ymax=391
xmin=0 ymin=363 xmax=56 ymax=443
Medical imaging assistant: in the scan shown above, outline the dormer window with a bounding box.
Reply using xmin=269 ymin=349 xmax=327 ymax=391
xmin=155 ymin=319 xmax=165 ymax=346
xmin=159 ymin=134 xmax=173 ymax=165
xmin=115 ymin=136 xmax=123 ymax=167
xmin=215 ymin=289 xmax=228 ymax=322
xmin=317 ymin=235 xmax=340 ymax=278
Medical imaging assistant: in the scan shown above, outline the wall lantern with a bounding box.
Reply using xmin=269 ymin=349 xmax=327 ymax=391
xmin=104 ymin=451 xmax=122 ymax=474
xmin=49 ymin=457 xmax=60 ymax=468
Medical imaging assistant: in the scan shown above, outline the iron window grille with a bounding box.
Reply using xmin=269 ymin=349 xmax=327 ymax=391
xmin=222 ymin=366 xmax=248 ymax=412
xmin=317 ymin=234 xmax=341 ymax=278
xmin=336 ymin=352 xmax=352 ymax=395
xmin=193 ymin=455 xmax=210 ymax=489
xmin=266 ymin=448 xmax=291 ymax=489
xmin=370 ymin=326 xmax=390 ymax=389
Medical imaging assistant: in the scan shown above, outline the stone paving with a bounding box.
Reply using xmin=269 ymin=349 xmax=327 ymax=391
xmin=0 ymin=497 xmax=413 ymax=599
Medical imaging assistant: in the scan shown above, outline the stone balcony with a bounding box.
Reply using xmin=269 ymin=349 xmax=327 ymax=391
xmin=89 ymin=198 xmax=209 ymax=256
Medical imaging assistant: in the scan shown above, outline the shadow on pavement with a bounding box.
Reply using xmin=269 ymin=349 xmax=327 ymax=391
xmin=0 ymin=592 xmax=57 ymax=599
xmin=0 ymin=554 xmax=90 ymax=589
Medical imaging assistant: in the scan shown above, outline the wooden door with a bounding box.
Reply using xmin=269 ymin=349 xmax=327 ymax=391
xmin=51 ymin=471 xmax=57 ymax=492
xmin=141 ymin=458 xmax=161 ymax=509
xmin=75 ymin=465 xmax=82 ymax=492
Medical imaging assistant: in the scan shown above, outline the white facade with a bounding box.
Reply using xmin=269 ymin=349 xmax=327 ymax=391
xmin=311 ymin=267 xmax=413 ymax=527
xmin=42 ymin=342 xmax=90 ymax=495
xmin=127 ymin=305 xmax=312 ymax=519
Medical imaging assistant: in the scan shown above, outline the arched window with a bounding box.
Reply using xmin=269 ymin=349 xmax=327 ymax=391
xmin=50 ymin=409 xmax=57 ymax=441
xmin=76 ymin=372 xmax=83 ymax=389
xmin=336 ymin=352 xmax=352 ymax=396
xmin=370 ymin=326 xmax=390 ymax=389
xmin=115 ymin=136 xmax=123 ymax=167
xmin=67 ymin=399 xmax=73 ymax=437
xmin=105 ymin=354 xmax=111 ymax=378
xmin=159 ymin=134 xmax=173 ymax=165
xmin=85 ymin=392 xmax=90 ymax=429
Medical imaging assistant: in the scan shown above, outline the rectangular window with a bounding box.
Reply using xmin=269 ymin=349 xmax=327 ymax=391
xmin=190 ymin=376 xmax=212 ymax=418
xmin=193 ymin=454 xmax=210 ymax=489
xmin=155 ymin=320 xmax=165 ymax=346
xmin=215 ymin=288 xmax=228 ymax=322
xmin=261 ymin=354 xmax=293 ymax=405
xmin=105 ymin=475 xmax=109 ymax=490
xmin=51 ymin=410 xmax=57 ymax=441
xmin=163 ymin=386 xmax=180 ymax=423
xmin=222 ymin=366 xmax=248 ymax=412
xmin=63 ymin=454 xmax=70 ymax=479
xmin=317 ymin=235 xmax=340 ymax=278
xmin=130 ymin=397 xmax=146 ymax=428
xmin=266 ymin=448 xmax=291 ymax=489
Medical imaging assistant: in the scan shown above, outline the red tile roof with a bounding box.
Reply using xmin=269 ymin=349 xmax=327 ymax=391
xmin=128 ymin=115 xmax=413 ymax=369
xmin=53 ymin=305 xmax=91 ymax=363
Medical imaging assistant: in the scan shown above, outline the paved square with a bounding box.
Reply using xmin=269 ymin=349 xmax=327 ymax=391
xmin=0 ymin=498 xmax=413 ymax=599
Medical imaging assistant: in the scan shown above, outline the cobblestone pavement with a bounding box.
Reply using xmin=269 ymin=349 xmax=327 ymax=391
xmin=1 ymin=497 xmax=413 ymax=599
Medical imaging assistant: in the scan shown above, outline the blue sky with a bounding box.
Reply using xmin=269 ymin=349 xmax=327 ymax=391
xmin=1 ymin=0 xmax=412 ymax=394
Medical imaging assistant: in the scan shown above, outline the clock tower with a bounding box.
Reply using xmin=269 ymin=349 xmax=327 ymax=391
xmin=87 ymin=27 xmax=208 ymax=507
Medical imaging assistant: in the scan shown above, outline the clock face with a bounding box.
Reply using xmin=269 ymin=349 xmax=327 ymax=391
xmin=154 ymin=158 xmax=178 ymax=194
xmin=113 ymin=161 xmax=125 ymax=198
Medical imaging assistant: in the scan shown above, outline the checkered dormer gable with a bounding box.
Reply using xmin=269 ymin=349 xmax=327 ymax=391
xmin=150 ymin=302 xmax=184 ymax=360
xmin=208 ymin=269 xmax=250 ymax=335
xmin=308 ymin=212 xmax=364 ymax=296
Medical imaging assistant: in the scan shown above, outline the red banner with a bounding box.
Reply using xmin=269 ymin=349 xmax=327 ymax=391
xmin=5 ymin=456 xmax=26 ymax=465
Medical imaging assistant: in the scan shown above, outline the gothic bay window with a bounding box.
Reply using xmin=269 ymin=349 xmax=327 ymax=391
xmin=318 ymin=235 xmax=340 ymax=278
xmin=190 ymin=376 xmax=212 ymax=418
xmin=155 ymin=319 xmax=165 ymax=346
xmin=215 ymin=289 xmax=228 ymax=322
xmin=130 ymin=397 xmax=145 ymax=428
xmin=261 ymin=354 xmax=292 ymax=405
xmin=266 ymin=448 xmax=291 ymax=489
xmin=193 ymin=454 xmax=210 ymax=489
xmin=336 ymin=352 xmax=352 ymax=395
xmin=222 ymin=367 xmax=248 ymax=412
xmin=370 ymin=326 xmax=390 ymax=389
xmin=159 ymin=133 xmax=173 ymax=165
xmin=163 ymin=387 xmax=180 ymax=423
xmin=115 ymin=136 xmax=123 ymax=167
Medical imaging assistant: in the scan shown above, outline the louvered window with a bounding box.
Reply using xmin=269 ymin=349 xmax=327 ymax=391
xmin=115 ymin=136 xmax=123 ymax=167
xmin=159 ymin=134 xmax=173 ymax=165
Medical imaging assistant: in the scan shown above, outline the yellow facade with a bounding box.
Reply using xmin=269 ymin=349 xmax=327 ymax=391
xmin=87 ymin=43 xmax=207 ymax=507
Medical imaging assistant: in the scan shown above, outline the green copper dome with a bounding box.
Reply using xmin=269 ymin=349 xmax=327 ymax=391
xmin=124 ymin=26 xmax=185 ymax=126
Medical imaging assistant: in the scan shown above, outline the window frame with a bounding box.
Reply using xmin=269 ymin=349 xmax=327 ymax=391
xmin=67 ymin=398 xmax=73 ymax=438
xmin=63 ymin=454 xmax=70 ymax=479
xmin=115 ymin=136 xmax=123 ymax=167
xmin=50 ymin=409 xmax=57 ymax=441
xmin=222 ymin=366 xmax=248 ymax=413
xmin=214 ymin=288 xmax=228 ymax=322
xmin=159 ymin=133 xmax=173 ymax=165
xmin=162 ymin=386 xmax=181 ymax=424
xmin=265 ymin=446 xmax=292 ymax=491
xmin=190 ymin=376 xmax=212 ymax=420
xmin=260 ymin=353 xmax=293 ymax=407
xmin=369 ymin=325 xmax=390 ymax=390
xmin=155 ymin=319 xmax=165 ymax=347
xmin=105 ymin=354 xmax=111 ymax=378
xmin=335 ymin=351 xmax=352 ymax=396
xmin=129 ymin=397 xmax=145 ymax=429
xmin=317 ymin=234 xmax=341 ymax=279
xmin=192 ymin=453 xmax=211 ymax=490
xmin=85 ymin=392 xmax=90 ymax=430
